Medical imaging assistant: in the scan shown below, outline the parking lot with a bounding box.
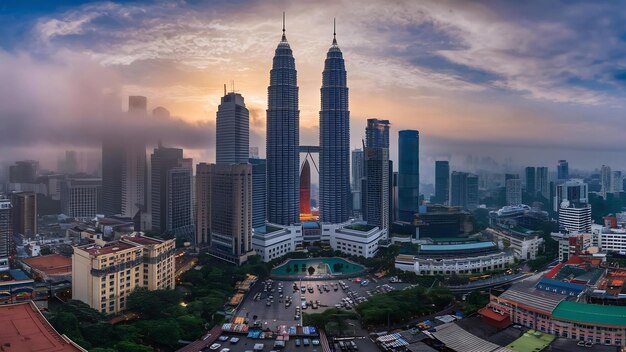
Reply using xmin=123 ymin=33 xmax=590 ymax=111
xmin=237 ymin=277 xmax=411 ymax=330
xmin=232 ymin=277 xmax=410 ymax=352
xmin=203 ymin=334 xmax=324 ymax=352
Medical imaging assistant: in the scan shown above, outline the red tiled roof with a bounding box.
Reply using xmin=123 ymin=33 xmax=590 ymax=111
xmin=0 ymin=301 xmax=86 ymax=351
xmin=22 ymin=255 xmax=72 ymax=276
xmin=544 ymin=263 xmax=563 ymax=279
xmin=478 ymin=307 xmax=509 ymax=322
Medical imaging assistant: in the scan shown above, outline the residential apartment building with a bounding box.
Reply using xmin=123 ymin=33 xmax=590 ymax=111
xmin=72 ymin=234 xmax=175 ymax=314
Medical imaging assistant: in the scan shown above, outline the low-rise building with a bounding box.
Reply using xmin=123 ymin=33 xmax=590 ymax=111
xmin=71 ymin=233 xmax=175 ymax=314
xmin=251 ymin=223 xmax=302 ymax=262
xmin=484 ymin=227 xmax=543 ymax=260
xmin=0 ymin=301 xmax=86 ymax=351
xmin=482 ymin=283 xmax=626 ymax=347
xmin=328 ymin=222 xmax=387 ymax=258
xmin=395 ymin=241 xmax=514 ymax=275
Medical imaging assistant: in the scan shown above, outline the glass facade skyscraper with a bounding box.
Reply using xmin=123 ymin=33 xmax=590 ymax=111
xmin=397 ymin=130 xmax=419 ymax=222
xmin=266 ymin=21 xmax=300 ymax=226
xmin=434 ymin=160 xmax=450 ymax=205
xmin=525 ymin=166 xmax=536 ymax=196
xmin=363 ymin=118 xmax=390 ymax=230
xmin=319 ymin=27 xmax=350 ymax=224
xmin=557 ymin=159 xmax=569 ymax=180
xmin=216 ymin=92 xmax=249 ymax=165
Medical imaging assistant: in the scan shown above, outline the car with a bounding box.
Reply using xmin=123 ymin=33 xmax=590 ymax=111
xmin=585 ymin=341 xmax=593 ymax=348
xmin=219 ymin=349 xmax=230 ymax=352
xmin=577 ymin=341 xmax=586 ymax=346
xmin=312 ymin=339 xmax=320 ymax=346
xmin=218 ymin=336 xmax=229 ymax=342
xmin=253 ymin=343 xmax=265 ymax=351
xmin=230 ymin=337 xmax=240 ymax=344
xmin=209 ymin=343 xmax=221 ymax=350
xmin=295 ymin=338 xmax=301 ymax=347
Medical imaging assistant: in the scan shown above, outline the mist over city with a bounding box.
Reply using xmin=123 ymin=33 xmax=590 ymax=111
xmin=2 ymin=2 xmax=626 ymax=352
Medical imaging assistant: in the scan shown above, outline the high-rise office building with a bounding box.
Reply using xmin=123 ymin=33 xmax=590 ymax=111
xmin=250 ymin=158 xmax=267 ymax=229
xmin=205 ymin=164 xmax=253 ymax=264
xmin=351 ymin=149 xmax=364 ymax=213
xmin=536 ymin=167 xmax=549 ymax=199
xmin=434 ymin=161 xmax=450 ymax=205
xmin=122 ymin=97 xmax=147 ymax=219
xmin=397 ymin=130 xmax=419 ymax=222
xmin=9 ymin=161 xmax=38 ymax=183
xmin=10 ymin=192 xmax=37 ymax=239
xmin=558 ymin=203 xmax=591 ymax=234
xmin=450 ymin=171 xmax=479 ymax=210
xmin=121 ymin=141 xmax=146 ymax=219
xmin=525 ymin=167 xmax=536 ymax=196
xmin=195 ymin=163 xmax=211 ymax=245
xmin=365 ymin=118 xmax=390 ymax=149
xmin=103 ymin=96 xmax=147 ymax=218
xmin=128 ymin=95 xmax=147 ymax=113
xmin=601 ymin=165 xmax=612 ymax=196
xmin=102 ymin=141 xmax=124 ymax=216
xmin=506 ymin=178 xmax=522 ymax=205
xmin=300 ymin=159 xmax=311 ymax=216
xmin=59 ymin=150 xmax=78 ymax=175
xmin=150 ymin=144 xmax=184 ymax=233
xmin=166 ymin=159 xmax=193 ymax=241
xmin=319 ymin=25 xmax=350 ymax=224
xmin=363 ymin=118 xmax=390 ymax=229
xmin=554 ymin=179 xmax=588 ymax=212
xmin=216 ymin=92 xmax=250 ymax=164
xmin=61 ymin=178 xmax=102 ymax=219
xmin=557 ymin=159 xmax=569 ymax=180
xmin=364 ymin=148 xmax=389 ymax=230
xmin=0 ymin=197 xmax=12 ymax=271
xmin=611 ymin=171 xmax=623 ymax=193
xmin=266 ymin=17 xmax=300 ymax=226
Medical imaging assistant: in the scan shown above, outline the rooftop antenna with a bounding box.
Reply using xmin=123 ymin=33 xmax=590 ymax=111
xmin=282 ymin=12 xmax=286 ymax=41
xmin=223 ymin=84 xmax=227 ymax=96
xmin=333 ymin=18 xmax=337 ymax=45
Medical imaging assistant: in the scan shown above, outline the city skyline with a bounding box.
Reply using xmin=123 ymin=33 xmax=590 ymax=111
xmin=2 ymin=1 xmax=626 ymax=177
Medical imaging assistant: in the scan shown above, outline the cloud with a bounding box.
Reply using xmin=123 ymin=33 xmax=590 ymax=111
xmin=3 ymin=0 xmax=626 ymax=173
xmin=0 ymin=50 xmax=214 ymax=152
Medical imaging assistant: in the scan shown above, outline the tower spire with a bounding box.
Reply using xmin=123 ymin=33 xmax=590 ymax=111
xmin=332 ymin=18 xmax=337 ymax=45
xmin=282 ymin=12 xmax=287 ymax=41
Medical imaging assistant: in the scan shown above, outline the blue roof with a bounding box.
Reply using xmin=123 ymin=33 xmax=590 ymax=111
xmin=302 ymin=221 xmax=320 ymax=229
xmin=9 ymin=269 xmax=31 ymax=281
xmin=420 ymin=241 xmax=496 ymax=252
xmin=536 ymin=278 xmax=585 ymax=295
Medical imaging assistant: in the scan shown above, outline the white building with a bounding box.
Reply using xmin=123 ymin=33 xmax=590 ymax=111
xmin=328 ymin=222 xmax=387 ymax=258
xmin=395 ymin=250 xmax=514 ymax=275
xmin=558 ymin=201 xmax=592 ymax=234
xmin=252 ymin=223 xmax=302 ymax=262
xmin=551 ymin=232 xmax=594 ymax=262
xmin=483 ymin=227 xmax=543 ymax=260
xmin=592 ymin=224 xmax=626 ymax=253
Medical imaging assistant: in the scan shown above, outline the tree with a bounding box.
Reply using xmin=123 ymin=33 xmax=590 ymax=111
xmin=176 ymin=315 xmax=205 ymax=341
xmin=115 ymin=341 xmax=154 ymax=352
xmin=50 ymin=312 xmax=83 ymax=343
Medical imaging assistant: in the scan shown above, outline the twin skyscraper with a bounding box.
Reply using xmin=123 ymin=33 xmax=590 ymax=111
xmin=267 ymin=16 xmax=350 ymax=226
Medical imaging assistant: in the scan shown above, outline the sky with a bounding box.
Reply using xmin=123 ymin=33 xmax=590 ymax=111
xmin=1 ymin=0 xmax=626 ymax=182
